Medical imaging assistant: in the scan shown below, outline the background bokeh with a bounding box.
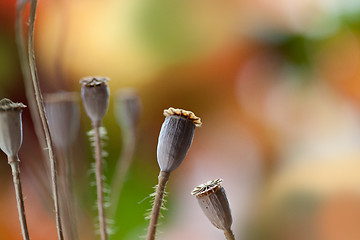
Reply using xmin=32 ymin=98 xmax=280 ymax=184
xmin=2 ymin=0 xmax=360 ymax=239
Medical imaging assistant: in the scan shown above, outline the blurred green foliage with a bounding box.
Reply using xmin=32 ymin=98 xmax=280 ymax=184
xmin=135 ymin=0 xmax=203 ymax=65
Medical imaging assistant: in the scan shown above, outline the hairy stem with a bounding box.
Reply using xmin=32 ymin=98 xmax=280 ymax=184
xmin=146 ymin=171 xmax=170 ymax=240
xmin=111 ymin=130 xmax=136 ymax=217
xmin=28 ymin=0 xmax=64 ymax=239
xmin=93 ymin=123 xmax=107 ymax=240
xmin=8 ymin=156 xmax=30 ymax=240
xmin=224 ymin=229 xmax=235 ymax=240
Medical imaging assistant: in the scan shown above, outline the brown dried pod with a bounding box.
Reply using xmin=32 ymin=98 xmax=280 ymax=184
xmin=80 ymin=76 xmax=110 ymax=126
xmin=157 ymin=107 xmax=201 ymax=173
xmin=192 ymin=179 xmax=235 ymax=240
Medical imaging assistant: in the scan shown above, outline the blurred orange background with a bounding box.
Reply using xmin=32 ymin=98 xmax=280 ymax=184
xmin=2 ymin=0 xmax=360 ymax=239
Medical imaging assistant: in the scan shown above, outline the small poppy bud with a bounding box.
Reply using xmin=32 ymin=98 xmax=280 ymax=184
xmin=157 ymin=107 xmax=201 ymax=173
xmin=114 ymin=88 xmax=142 ymax=132
xmin=192 ymin=179 xmax=233 ymax=232
xmin=80 ymin=76 xmax=110 ymax=126
xmin=0 ymin=98 xmax=26 ymax=158
xmin=45 ymin=92 xmax=80 ymax=150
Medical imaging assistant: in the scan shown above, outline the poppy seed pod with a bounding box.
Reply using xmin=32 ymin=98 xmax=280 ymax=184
xmin=45 ymin=92 xmax=80 ymax=150
xmin=192 ymin=179 xmax=233 ymax=232
xmin=157 ymin=107 xmax=201 ymax=173
xmin=114 ymin=88 xmax=142 ymax=132
xmin=80 ymin=76 xmax=110 ymax=126
xmin=0 ymin=98 xmax=26 ymax=157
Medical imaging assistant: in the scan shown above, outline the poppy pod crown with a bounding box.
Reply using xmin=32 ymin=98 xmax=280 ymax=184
xmin=157 ymin=107 xmax=201 ymax=173
xmin=192 ymin=179 xmax=233 ymax=232
xmin=80 ymin=76 xmax=110 ymax=126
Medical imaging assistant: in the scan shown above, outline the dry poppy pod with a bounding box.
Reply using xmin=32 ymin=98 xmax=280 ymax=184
xmin=45 ymin=92 xmax=80 ymax=150
xmin=80 ymin=76 xmax=110 ymax=126
xmin=157 ymin=107 xmax=201 ymax=173
xmin=114 ymin=88 xmax=142 ymax=132
xmin=192 ymin=179 xmax=233 ymax=232
xmin=0 ymin=98 xmax=26 ymax=157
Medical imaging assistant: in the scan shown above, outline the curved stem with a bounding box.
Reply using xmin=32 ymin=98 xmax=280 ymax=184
xmin=93 ymin=123 xmax=107 ymax=240
xmin=28 ymin=1 xmax=64 ymax=239
xmin=8 ymin=156 xmax=30 ymax=240
xmin=15 ymin=0 xmax=47 ymax=153
xmin=224 ymin=229 xmax=235 ymax=240
xmin=146 ymin=171 xmax=170 ymax=240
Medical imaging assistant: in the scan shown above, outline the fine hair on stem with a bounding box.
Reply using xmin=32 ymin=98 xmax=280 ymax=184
xmin=146 ymin=171 xmax=170 ymax=240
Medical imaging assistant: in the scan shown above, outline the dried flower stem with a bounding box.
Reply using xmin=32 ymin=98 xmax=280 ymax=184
xmin=15 ymin=4 xmax=52 ymax=221
xmin=224 ymin=229 xmax=235 ymax=240
xmin=15 ymin=0 xmax=47 ymax=152
xmin=8 ymin=156 xmax=30 ymax=240
xmin=93 ymin=123 xmax=107 ymax=240
xmin=146 ymin=171 xmax=170 ymax=240
xmin=65 ymin=150 xmax=78 ymax=240
xmin=28 ymin=0 xmax=64 ymax=239
xmin=58 ymin=149 xmax=78 ymax=240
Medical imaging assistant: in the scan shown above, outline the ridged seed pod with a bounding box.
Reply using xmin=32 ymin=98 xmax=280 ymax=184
xmin=45 ymin=91 xmax=80 ymax=150
xmin=0 ymin=98 xmax=26 ymax=157
xmin=157 ymin=107 xmax=201 ymax=173
xmin=192 ymin=179 xmax=233 ymax=234
xmin=0 ymin=98 xmax=30 ymax=240
xmin=80 ymin=76 xmax=110 ymax=126
xmin=114 ymin=88 xmax=142 ymax=132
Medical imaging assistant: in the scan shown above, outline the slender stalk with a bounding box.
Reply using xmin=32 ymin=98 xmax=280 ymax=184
xmin=146 ymin=171 xmax=170 ymax=240
xmin=58 ymin=149 xmax=78 ymax=240
xmin=224 ymin=229 xmax=235 ymax=240
xmin=15 ymin=0 xmax=47 ymax=152
xmin=64 ymin=149 xmax=79 ymax=240
xmin=28 ymin=0 xmax=64 ymax=239
xmin=111 ymin=130 xmax=136 ymax=216
xmin=93 ymin=122 xmax=107 ymax=240
xmin=8 ymin=156 xmax=30 ymax=240
xmin=15 ymin=1 xmax=53 ymax=225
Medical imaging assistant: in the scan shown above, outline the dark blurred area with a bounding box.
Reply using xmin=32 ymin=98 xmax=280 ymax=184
xmin=2 ymin=0 xmax=360 ymax=239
